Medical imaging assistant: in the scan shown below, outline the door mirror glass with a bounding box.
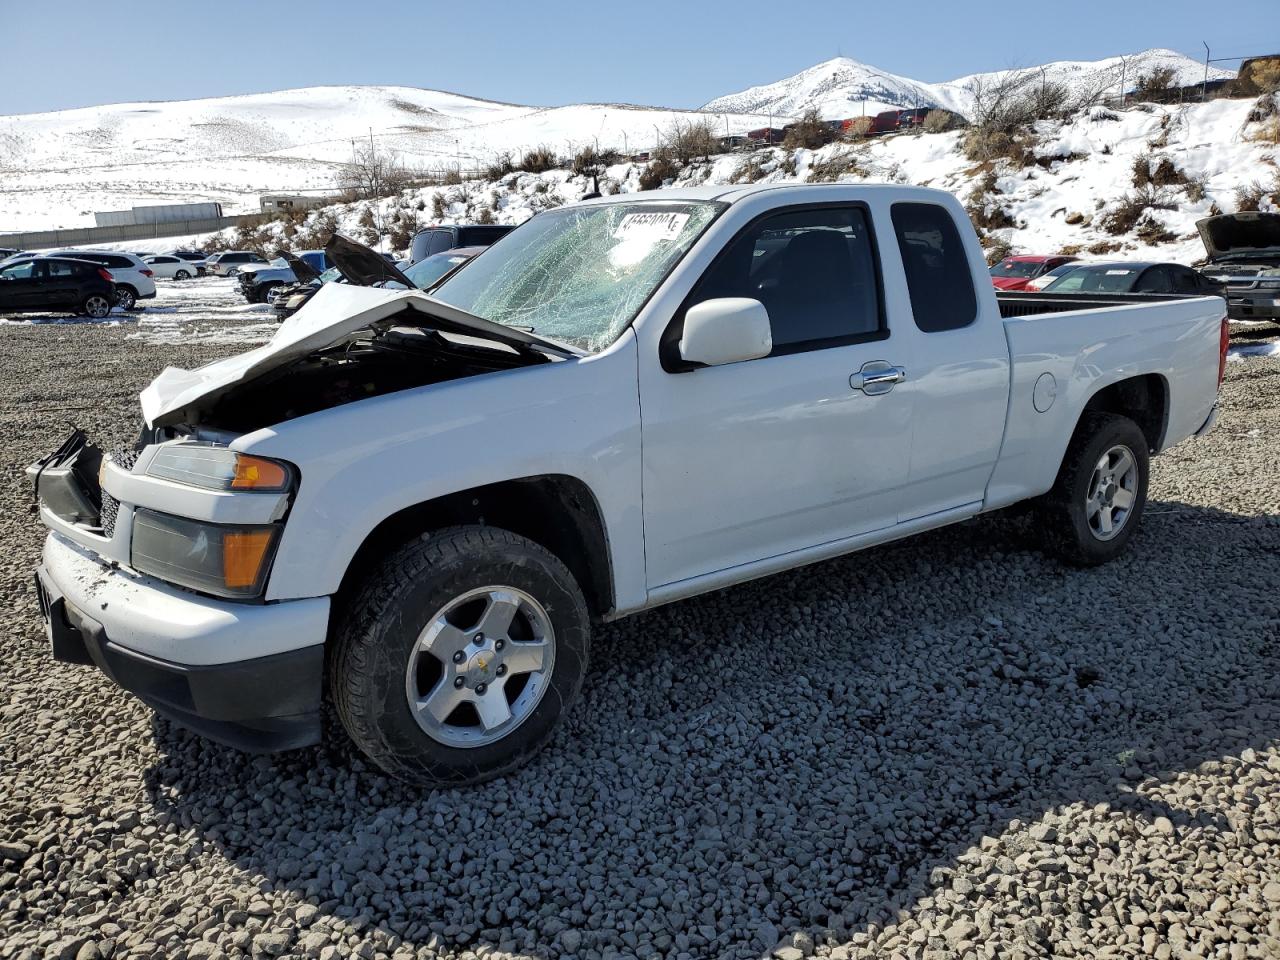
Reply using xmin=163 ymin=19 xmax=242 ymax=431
xmin=679 ymin=298 xmax=772 ymax=367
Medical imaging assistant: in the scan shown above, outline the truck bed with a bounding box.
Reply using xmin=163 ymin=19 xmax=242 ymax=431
xmin=996 ymin=291 xmax=1192 ymax=318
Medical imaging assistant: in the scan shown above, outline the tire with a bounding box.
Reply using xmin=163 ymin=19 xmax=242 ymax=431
xmin=114 ymin=286 xmax=137 ymax=310
xmin=81 ymin=294 xmax=112 ymax=319
xmin=330 ymin=526 xmax=590 ymax=786
xmin=254 ymin=282 xmax=280 ymax=304
xmin=1035 ymin=412 xmax=1149 ymax=566
xmin=174 ymin=269 xmax=191 ymax=281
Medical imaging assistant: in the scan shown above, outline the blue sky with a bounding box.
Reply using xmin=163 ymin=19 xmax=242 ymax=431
xmin=2 ymin=0 xmax=1271 ymax=115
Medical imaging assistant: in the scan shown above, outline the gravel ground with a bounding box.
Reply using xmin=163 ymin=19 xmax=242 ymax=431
xmin=1 ymin=285 xmax=1279 ymax=960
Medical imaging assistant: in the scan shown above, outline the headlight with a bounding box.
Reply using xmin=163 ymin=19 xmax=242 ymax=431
xmin=131 ymin=509 xmax=279 ymax=598
xmin=147 ymin=442 xmax=292 ymax=492
xmin=1258 ymin=278 xmax=1280 ymax=288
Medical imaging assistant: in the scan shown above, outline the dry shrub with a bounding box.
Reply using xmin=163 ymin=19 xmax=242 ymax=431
xmin=809 ymin=148 xmax=868 ymax=183
xmin=439 ymin=165 xmax=464 ymax=186
xmin=923 ymin=109 xmax=961 ymax=134
xmin=984 ymin=238 xmax=1013 ymax=266
xmin=483 ymin=153 xmax=515 ymax=181
xmin=1246 ymin=118 xmax=1280 ymax=145
xmin=571 ymin=144 xmax=622 ymax=177
xmin=967 ymin=198 xmax=1016 ymax=232
xmin=660 ymin=120 xmax=721 ymax=163
xmin=474 ymin=204 xmax=495 ymax=225
xmin=1099 ymin=187 xmax=1176 ymax=235
xmin=518 ymin=145 xmax=559 ymax=174
xmin=638 ymin=156 xmax=680 ymax=191
xmin=731 ymin=155 xmax=769 ymax=184
xmin=1133 ymin=67 xmax=1177 ymax=102
xmin=1235 ymin=181 xmax=1267 ymax=212
xmin=1059 ymin=244 xmax=1084 ymax=256
xmin=1236 ymin=58 xmax=1280 ymax=96
xmin=845 ymin=116 xmax=875 ymax=139
xmin=1185 ymin=173 xmax=1209 ymax=203
xmin=1134 ymin=157 xmax=1189 ymax=189
xmin=1135 ymin=214 xmax=1176 ymax=245
xmin=431 ymin=193 xmax=448 ymax=219
xmin=1088 ymin=240 xmax=1123 ymax=255
xmin=783 ymin=109 xmax=835 ymax=150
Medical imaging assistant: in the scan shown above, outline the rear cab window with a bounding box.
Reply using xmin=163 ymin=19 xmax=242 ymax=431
xmin=891 ymin=202 xmax=977 ymax=333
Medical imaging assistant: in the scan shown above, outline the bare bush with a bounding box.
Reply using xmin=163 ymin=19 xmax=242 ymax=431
xmin=730 ymin=155 xmax=769 ymax=184
xmin=1246 ymin=117 xmax=1280 ymax=145
xmin=923 ymin=110 xmax=961 ymax=134
xmin=571 ymin=144 xmax=623 ymax=177
xmin=1235 ymin=181 xmax=1267 ymax=212
xmin=1185 ymin=173 xmax=1209 ymax=203
xmin=782 ymin=109 xmax=834 ymax=150
xmin=1135 ymin=214 xmax=1176 ymax=245
xmin=337 ymin=142 xmax=413 ymax=201
xmin=809 ymin=148 xmax=868 ymax=183
xmin=1133 ymin=67 xmax=1177 ymax=102
xmin=1099 ymin=186 xmax=1176 ymax=235
xmin=660 ymin=120 xmax=721 ymax=163
xmin=518 ymin=145 xmax=559 ymax=174
xmin=483 ymin=153 xmax=515 ymax=181
xmin=431 ymin=193 xmax=448 ymax=220
xmin=638 ymin=156 xmax=680 ymax=191
xmin=845 ymin=116 xmax=876 ymax=139
xmin=984 ymin=238 xmax=1013 ymax=266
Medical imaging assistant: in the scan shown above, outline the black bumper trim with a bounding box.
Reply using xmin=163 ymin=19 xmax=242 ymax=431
xmin=37 ymin=566 xmax=323 ymax=753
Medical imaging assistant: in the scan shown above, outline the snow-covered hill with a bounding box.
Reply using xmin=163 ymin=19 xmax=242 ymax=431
xmin=0 ymin=86 xmax=771 ymax=231
xmin=704 ymin=49 xmax=1234 ymax=121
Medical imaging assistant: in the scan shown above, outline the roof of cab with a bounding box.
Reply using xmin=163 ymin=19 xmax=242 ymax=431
xmin=574 ymin=182 xmax=959 ymax=207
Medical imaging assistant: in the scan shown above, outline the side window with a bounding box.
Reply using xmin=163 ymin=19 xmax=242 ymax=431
xmin=891 ymin=202 xmax=978 ymax=333
xmin=427 ymin=231 xmax=454 ymax=256
xmin=1134 ymin=267 xmax=1172 ymax=294
xmin=1 ymin=261 xmax=35 ymax=279
xmin=686 ymin=206 xmax=883 ymax=353
xmin=105 ymin=255 xmax=133 ymax=269
xmin=1170 ymin=268 xmax=1200 ymax=294
xmin=46 ymin=261 xmax=77 ymax=277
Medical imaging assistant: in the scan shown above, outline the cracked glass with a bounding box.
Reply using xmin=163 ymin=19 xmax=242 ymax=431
xmin=431 ymin=200 xmax=722 ymax=353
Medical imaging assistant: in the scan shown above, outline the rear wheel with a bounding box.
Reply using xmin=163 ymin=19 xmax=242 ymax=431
xmin=330 ymin=526 xmax=590 ymax=786
xmin=174 ymin=269 xmax=191 ymax=281
xmin=81 ymin=294 xmax=111 ymax=319
xmin=114 ymin=286 xmax=137 ymax=310
xmin=1035 ymin=413 xmax=1149 ymax=566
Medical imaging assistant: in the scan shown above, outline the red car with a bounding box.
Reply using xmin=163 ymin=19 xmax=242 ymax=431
xmin=990 ymin=255 xmax=1079 ymax=291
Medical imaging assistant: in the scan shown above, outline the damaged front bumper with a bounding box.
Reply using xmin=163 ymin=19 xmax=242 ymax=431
xmin=30 ymin=431 xmax=329 ymax=753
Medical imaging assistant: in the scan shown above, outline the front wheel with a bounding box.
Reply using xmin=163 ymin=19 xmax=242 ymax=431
xmin=330 ymin=526 xmax=590 ymax=786
xmin=1035 ymin=412 xmax=1149 ymax=566
xmin=174 ymin=269 xmax=191 ymax=281
xmin=81 ymin=294 xmax=112 ymax=319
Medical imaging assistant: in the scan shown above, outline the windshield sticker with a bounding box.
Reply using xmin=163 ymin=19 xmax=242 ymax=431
xmin=1105 ymin=269 xmax=1133 ymax=275
xmin=613 ymin=212 xmax=690 ymax=243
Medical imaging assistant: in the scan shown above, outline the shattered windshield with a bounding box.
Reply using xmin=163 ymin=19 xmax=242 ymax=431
xmin=431 ymin=200 xmax=722 ymax=352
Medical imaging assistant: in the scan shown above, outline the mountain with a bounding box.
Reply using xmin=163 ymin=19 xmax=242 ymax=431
xmin=0 ymin=87 xmax=771 ymax=231
xmin=703 ymin=48 xmax=1235 ymax=121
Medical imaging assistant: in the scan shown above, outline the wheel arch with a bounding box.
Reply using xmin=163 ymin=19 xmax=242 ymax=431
xmin=1078 ymin=372 xmax=1170 ymax=453
xmin=334 ymin=474 xmax=615 ymax=621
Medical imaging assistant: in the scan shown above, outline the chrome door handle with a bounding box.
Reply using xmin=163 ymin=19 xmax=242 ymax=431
xmin=849 ymin=361 xmax=906 ymax=396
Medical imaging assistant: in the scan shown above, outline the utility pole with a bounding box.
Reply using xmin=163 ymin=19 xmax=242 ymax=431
xmin=1202 ymin=42 xmax=1210 ymax=101
xmin=622 ymin=130 xmax=628 ymax=155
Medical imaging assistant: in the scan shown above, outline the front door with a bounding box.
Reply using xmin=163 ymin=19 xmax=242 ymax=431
xmin=640 ymin=204 xmax=913 ymax=590
xmin=0 ymin=260 xmax=40 ymax=310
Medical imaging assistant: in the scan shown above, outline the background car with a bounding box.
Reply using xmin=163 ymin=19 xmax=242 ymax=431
xmin=1196 ymin=212 xmax=1280 ymax=324
xmin=55 ymin=250 xmax=156 ymax=309
xmin=409 ymin=224 xmax=513 ymax=263
xmin=1025 ymin=261 xmax=1084 ymax=291
xmin=172 ymin=250 xmax=208 ymax=274
xmin=236 ymin=250 xmax=330 ymax=303
xmin=989 ymin=255 xmax=1079 ymax=291
xmin=1041 ymin=261 xmax=1224 ymax=296
xmin=0 ymin=257 xmax=116 ymax=319
xmin=272 ymin=266 xmax=345 ymax=321
xmin=205 ymin=251 xmax=268 ymax=276
xmin=396 ymin=246 xmax=481 ymax=290
xmin=143 ymin=254 xmax=198 ymax=280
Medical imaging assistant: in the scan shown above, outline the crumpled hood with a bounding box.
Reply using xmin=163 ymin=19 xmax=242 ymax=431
xmin=1197 ymin=212 xmax=1280 ymax=261
xmin=139 ymin=283 xmax=581 ymax=427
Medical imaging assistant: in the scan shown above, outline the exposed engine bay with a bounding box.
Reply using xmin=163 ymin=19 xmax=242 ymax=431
xmin=199 ymin=318 xmax=547 ymax=432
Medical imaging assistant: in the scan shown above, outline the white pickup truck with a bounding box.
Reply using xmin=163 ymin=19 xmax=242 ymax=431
xmin=32 ymin=184 xmax=1228 ymax=786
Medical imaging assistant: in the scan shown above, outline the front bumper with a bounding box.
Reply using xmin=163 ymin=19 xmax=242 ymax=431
xmin=1227 ymin=294 xmax=1280 ymax=320
xmin=37 ymin=532 xmax=329 ymax=752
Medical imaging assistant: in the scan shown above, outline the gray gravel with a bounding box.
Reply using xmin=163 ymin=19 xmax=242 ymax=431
xmin=1 ymin=293 xmax=1279 ymax=960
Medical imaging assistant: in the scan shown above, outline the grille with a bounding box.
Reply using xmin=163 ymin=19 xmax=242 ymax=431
xmin=100 ymin=447 xmax=139 ymax=538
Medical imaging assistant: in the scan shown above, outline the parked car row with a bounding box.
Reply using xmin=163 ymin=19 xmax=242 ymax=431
xmin=990 ymin=213 xmax=1280 ymax=327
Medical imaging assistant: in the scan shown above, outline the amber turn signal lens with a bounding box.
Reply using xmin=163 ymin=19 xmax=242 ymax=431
xmin=230 ymin=455 xmax=290 ymax=491
xmin=223 ymin=530 xmax=276 ymax=589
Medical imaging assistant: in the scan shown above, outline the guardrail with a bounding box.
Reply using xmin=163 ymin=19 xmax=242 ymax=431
xmin=0 ymin=214 xmax=261 ymax=251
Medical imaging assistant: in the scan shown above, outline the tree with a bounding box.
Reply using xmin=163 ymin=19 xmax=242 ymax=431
xmin=337 ymin=142 xmax=412 ymax=201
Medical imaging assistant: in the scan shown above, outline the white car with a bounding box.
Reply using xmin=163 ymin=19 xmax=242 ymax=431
xmin=205 ymin=251 xmax=268 ymax=277
xmin=56 ymin=250 xmax=156 ymax=309
xmin=143 ymin=255 xmax=199 ymax=281
xmin=31 ymin=184 xmax=1226 ymax=786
